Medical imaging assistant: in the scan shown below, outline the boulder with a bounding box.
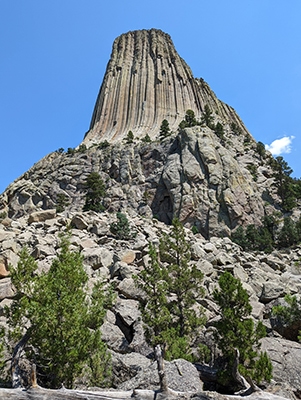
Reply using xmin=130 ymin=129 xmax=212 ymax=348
xmin=261 ymin=337 xmax=301 ymax=390
xmin=28 ymin=209 xmax=56 ymax=224
xmin=0 ymin=260 xmax=9 ymax=278
xmin=82 ymin=247 xmax=113 ymax=270
xmin=118 ymin=358 xmax=203 ymax=392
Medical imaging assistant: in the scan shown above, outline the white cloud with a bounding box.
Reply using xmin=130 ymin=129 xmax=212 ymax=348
xmin=265 ymin=136 xmax=295 ymax=156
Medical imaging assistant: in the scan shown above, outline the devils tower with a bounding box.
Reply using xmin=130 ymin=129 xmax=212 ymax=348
xmin=85 ymin=29 xmax=207 ymax=144
xmin=0 ymin=28 xmax=278 ymax=236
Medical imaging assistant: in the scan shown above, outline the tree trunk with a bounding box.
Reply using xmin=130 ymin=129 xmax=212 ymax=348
xmin=155 ymin=344 xmax=168 ymax=393
xmin=11 ymin=329 xmax=31 ymax=388
xmin=232 ymin=348 xmax=248 ymax=391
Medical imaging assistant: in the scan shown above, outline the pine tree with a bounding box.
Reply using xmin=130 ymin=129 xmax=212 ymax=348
xmin=271 ymin=156 xmax=296 ymax=211
xmin=110 ymin=212 xmax=134 ymax=240
xmin=200 ymin=105 xmax=214 ymax=128
xmin=277 ymin=217 xmax=298 ymax=248
xmin=179 ymin=110 xmax=198 ymax=129
xmin=83 ymin=172 xmax=106 ymax=212
xmin=159 ymin=119 xmax=170 ymax=138
xmin=125 ymin=131 xmax=134 ymax=144
xmin=213 ymin=272 xmax=272 ymax=389
xmin=135 ymin=219 xmax=205 ymax=360
xmin=6 ymin=234 xmax=113 ymax=388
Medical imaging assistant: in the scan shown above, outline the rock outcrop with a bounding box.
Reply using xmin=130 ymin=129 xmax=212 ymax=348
xmin=84 ymin=29 xmax=247 ymax=144
xmin=0 ymin=28 xmax=301 ymax=398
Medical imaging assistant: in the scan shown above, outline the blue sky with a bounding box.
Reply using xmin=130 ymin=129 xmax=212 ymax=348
xmin=1 ymin=1 xmax=301 ymax=193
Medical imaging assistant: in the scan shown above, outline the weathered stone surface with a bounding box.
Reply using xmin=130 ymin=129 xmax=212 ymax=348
xmin=28 ymin=209 xmax=56 ymax=224
xmin=261 ymin=337 xmax=301 ymax=390
xmin=0 ymin=261 xmax=9 ymax=278
xmin=82 ymin=247 xmax=113 ymax=270
xmin=0 ymin=278 xmax=14 ymax=300
xmin=118 ymin=358 xmax=203 ymax=392
xmin=84 ymin=29 xmax=205 ymax=144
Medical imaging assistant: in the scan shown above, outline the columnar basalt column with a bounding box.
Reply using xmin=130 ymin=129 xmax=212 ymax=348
xmin=84 ymin=29 xmax=205 ymax=144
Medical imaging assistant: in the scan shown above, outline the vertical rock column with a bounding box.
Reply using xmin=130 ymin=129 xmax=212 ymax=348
xmin=84 ymin=29 xmax=204 ymax=144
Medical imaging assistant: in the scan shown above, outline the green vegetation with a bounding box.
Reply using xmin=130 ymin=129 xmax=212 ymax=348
xmin=214 ymin=122 xmax=225 ymax=141
xmin=5 ymin=234 xmax=113 ymax=388
xmin=200 ymin=104 xmax=214 ymax=128
xmin=246 ymin=164 xmax=258 ymax=182
xmin=135 ymin=218 xmax=205 ymax=361
xmin=230 ymin=122 xmax=242 ymax=135
xmin=213 ymin=272 xmax=272 ymax=389
xmin=270 ymin=156 xmax=301 ymax=211
xmin=272 ymin=294 xmax=301 ymax=341
xmin=67 ymin=147 xmax=76 ymax=155
xmin=110 ymin=212 xmax=134 ymax=240
xmin=159 ymin=119 xmax=171 ymax=138
xmin=77 ymin=144 xmax=87 ymax=153
xmin=98 ymin=140 xmax=110 ymax=149
xmin=256 ymin=141 xmax=266 ymax=158
xmin=125 ymin=131 xmax=134 ymax=144
xmin=232 ymin=214 xmax=301 ymax=252
xmin=141 ymin=134 xmax=152 ymax=143
xmin=179 ymin=109 xmax=198 ymax=129
xmin=0 ymin=211 xmax=7 ymax=221
xmin=83 ymin=172 xmax=106 ymax=213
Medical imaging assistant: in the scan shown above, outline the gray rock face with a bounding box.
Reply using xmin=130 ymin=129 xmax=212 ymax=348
xmin=85 ymin=29 xmax=203 ymax=144
xmin=0 ymin=127 xmax=277 ymax=237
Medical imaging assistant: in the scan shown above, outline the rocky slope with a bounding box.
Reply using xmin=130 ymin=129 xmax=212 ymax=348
xmin=0 ymin=209 xmax=301 ymax=398
xmin=0 ymin=28 xmax=300 ymax=399
xmin=0 ymin=125 xmax=278 ymax=238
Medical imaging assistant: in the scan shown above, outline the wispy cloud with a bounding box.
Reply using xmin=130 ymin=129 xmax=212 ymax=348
xmin=265 ymin=136 xmax=295 ymax=156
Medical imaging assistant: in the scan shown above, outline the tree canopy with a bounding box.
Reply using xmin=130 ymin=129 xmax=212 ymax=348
xmin=5 ymin=234 xmax=113 ymax=388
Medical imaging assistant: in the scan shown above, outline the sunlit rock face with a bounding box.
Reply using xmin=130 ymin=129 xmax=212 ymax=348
xmin=84 ymin=29 xmax=206 ymax=144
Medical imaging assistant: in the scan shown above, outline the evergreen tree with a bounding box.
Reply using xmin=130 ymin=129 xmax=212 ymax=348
xmin=134 ymin=243 xmax=171 ymax=347
xmin=135 ymin=219 xmax=205 ymax=361
xmin=159 ymin=119 xmax=170 ymax=138
xmin=125 ymin=131 xmax=134 ymax=144
xmin=213 ymin=272 xmax=272 ymax=389
xmin=179 ymin=110 xmax=198 ymax=129
xmin=159 ymin=219 xmax=205 ymax=338
xmin=214 ymin=122 xmax=225 ymax=141
xmin=83 ymin=172 xmax=106 ymax=213
xmin=277 ymin=217 xmax=298 ymax=248
xmin=271 ymin=156 xmax=296 ymax=211
xmin=256 ymin=141 xmax=266 ymax=158
xmin=272 ymin=294 xmax=301 ymax=341
xmin=141 ymin=134 xmax=152 ymax=143
xmin=110 ymin=212 xmax=134 ymax=240
xmin=200 ymin=105 xmax=214 ymax=128
xmin=5 ymin=235 xmax=113 ymax=388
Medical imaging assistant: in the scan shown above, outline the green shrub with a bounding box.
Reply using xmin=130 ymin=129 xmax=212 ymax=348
xmin=110 ymin=212 xmax=134 ymax=240
xmin=214 ymin=122 xmax=225 ymax=140
xmin=77 ymin=144 xmax=87 ymax=153
xmin=141 ymin=134 xmax=152 ymax=143
xmin=98 ymin=141 xmax=110 ymax=149
xmin=125 ymin=131 xmax=134 ymax=144
xmin=246 ymin=164 xmax=258 ymax=181
xmin=256 ymin=141 xmax=266 ymax=158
